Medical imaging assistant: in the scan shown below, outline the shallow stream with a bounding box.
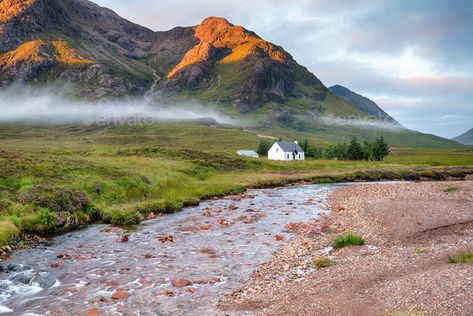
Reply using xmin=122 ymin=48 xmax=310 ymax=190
xmin=0 ymin=184 xmax=338 ymax=315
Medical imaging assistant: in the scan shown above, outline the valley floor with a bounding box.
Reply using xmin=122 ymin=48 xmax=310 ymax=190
xmin=222 ymin=179 xmax=473 ymax=315
xmin=0 ymin=123 xmax=472 ymax=251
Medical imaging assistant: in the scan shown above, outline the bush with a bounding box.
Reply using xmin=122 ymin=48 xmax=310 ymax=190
xmin=256 ymin=140 xmax=272 ymax=157
xmin=448 ymin=251 xmax=473 ymax=264
xmin=313 ymin=256 xmax=335 ymax=268
xmin=333 ymin=233 xmax=365 ymax=249
xmin=17 ymin=185 xmax=91 ymax=213
xmin=444 ymin=186 xmax=459 ymax=193
xmin=0 ymin=220 xmax=20 ymax=246
xmin=103 ymin=209 xmax=141 ymax=226
xmin=164 ymin=201 xmax=184 ymax=213
xmin=21 ymin=208 xmax=57 ymax=233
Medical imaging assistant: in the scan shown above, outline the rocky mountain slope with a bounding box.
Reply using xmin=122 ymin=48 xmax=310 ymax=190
xmin=0 ymin=0 xmax=463 ymax=148
xmin=453 ymin=128 xmax=473 ymax=145
xmin=329 ymin=85 xmax=399 ymax=125
xmin=0 ymin=0 xmax=354 ymax=114
xmin=0 ymin=0 xmax=155 ymax=98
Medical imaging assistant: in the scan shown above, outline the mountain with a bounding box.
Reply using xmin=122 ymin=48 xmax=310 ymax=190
xmin=329 ymin=85 xmax=399 ymax=125
xmin=0 ymin=0 xmax=331 ymax=111
xmin=453 ymin=128 xmax=473 ymax=145
xmin=0 ymin=0 xmax=463 ymax=148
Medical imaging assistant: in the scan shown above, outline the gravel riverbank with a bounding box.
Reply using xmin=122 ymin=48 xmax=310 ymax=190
xmin=222 ymin=180 xmax=473 ymax=315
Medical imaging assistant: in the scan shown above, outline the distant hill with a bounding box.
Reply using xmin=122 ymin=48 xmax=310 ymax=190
xmin=329 ymin=85 xmax=400 ymax=125
xmin=453 ymin=128 xmax=473 ymax=145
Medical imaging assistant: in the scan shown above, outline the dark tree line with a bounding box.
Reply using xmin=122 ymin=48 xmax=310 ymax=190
xmin=256 ymin=135 xmax=390 ymax=161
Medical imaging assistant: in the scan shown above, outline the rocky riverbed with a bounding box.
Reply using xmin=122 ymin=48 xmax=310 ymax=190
xmin=0 ymin=183 xmax=336 ymax=315
xmin=223 ymin=180 xmax=473 ymax=315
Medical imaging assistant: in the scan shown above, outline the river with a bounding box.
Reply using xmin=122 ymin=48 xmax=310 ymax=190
xmin=0 ymin=184 xmax=338 ymax=315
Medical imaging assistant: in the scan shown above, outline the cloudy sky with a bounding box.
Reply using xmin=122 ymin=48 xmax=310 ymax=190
xmin=94 ymin=0 xmax=473 ymax=138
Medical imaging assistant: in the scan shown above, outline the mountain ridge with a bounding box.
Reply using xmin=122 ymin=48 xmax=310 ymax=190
xmin=0 ymin=0 xmax=338 ymax=114
xmin=329 ymin=85 xmax=399 ymax=125
xmin=0 ymin=0 xmax=463 ymax=148
xmin=453 ymin=128 xmax=473 ymax=145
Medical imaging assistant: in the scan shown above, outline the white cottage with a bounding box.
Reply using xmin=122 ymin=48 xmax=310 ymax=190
xmin=268 ymin=141 xmax=305 ymax=161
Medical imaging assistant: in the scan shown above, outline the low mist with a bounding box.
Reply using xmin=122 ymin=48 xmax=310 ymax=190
xmin=318 ymin=115 xmax=404 ymax=131
xmin=0 ymin=85 xmax=237 ymax=126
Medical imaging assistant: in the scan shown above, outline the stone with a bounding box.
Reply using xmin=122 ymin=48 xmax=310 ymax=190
xmin=193 ymin=276 xmax=222 ymax=284
xmin=87 ymin=307 xmax=99 ymax=316
xmin=57 ymin=253 xmax=71 ymax=259
xmin=274 ymin=234 xmax=284 ymax=241
xmin=102 ymin=226 xmax=123 ymax=234
xmin=50 ymin=262 xmax=60 ymax=268
xmin=111 ymin=290 xmax=129 ymax=300
xmin=157 ymin=235 xmax=173 ymax=243
xmin=200 ymin=225 xmax=211 ymax=230
xmin=156 ymin=290 xmax=175 ymax=297
xmin=199 ymin=248 xmax=216 ymax=255
xmin=171 ymin=278 xmax=192 ymax=287
xmin=116 ymin=234 xmax=129 ymax=243
xmin=322 ymin=246 xmax=333 ymax=255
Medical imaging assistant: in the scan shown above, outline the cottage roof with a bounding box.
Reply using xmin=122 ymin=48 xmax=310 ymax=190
xmin=276 ymin=142 xmax=304 ymax=153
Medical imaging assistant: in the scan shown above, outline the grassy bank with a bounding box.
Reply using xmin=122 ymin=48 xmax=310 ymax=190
xmin=1 ymin=123 xmax=472 ymax=249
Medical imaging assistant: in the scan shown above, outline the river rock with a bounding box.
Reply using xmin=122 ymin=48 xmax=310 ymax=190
xmin=156 ymin=290 xmax=175 ymax=297
xmin=171 ymin=278 xmax=192 ymax=287
xmin=157 ymin=235 xmax=173 ymax=243
xmin=57 ymin=253 xmax=71 ymax=259
xmin=102 ymin=226 xmax=123 ymax=234
xmin=87 ymin=307 xmax=99 ymax=316
xmin=111 ymin=290 xmax=129 ymax=299
xmin=116 ymin=234 xmax=129 ymax=243
xmin=274 ymin=234 xmax=284 ymax=241
xmin=193 ymin=276 xmax=222 ymax=284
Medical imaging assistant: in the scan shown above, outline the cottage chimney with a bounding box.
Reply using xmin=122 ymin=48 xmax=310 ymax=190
xmin=294 ymin=141 xmax=298 ymax=145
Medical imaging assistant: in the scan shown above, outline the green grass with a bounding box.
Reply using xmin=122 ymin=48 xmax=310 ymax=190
xmin=448 ymin=251 xmax=473 ymax=264
xmin=0 ymin=219 xmax=20 ymax=246
xmin=313 ymin=256 xmax=335 ymax=268
xmin=332 ymin=233 xmax=365 ymax=249
xmin=0 ymin=122 xmax=472 ymax=247
xmin=444 ymin=186 xmax=459 ymax=193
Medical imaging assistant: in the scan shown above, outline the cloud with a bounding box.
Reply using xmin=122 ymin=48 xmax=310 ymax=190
xmin=0 ymin=85 xmax=236 ymax=126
